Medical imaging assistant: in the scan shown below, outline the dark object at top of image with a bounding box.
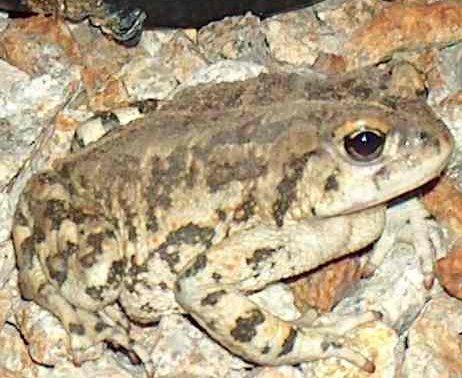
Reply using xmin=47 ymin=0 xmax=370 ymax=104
xmin=0 ymin=0 xmax=326 ymax=44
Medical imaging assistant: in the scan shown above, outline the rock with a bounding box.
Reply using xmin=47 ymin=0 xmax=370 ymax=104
xmin=345 ymin=1 xmax=462 ymax=70
xmin=36 ymin=354 xmax=145 ymax=378
xmin=0 ymin=58 xmax=80 ymax=241
xmin=301 ymin=322 xmax=399 ymax=378
xmin=289 ymin=256 xmax=363 ymax=313
xmin=436 ymin=243 xmax=462 ymax=299
xmin=401 ymin=293 xmax=462 ymax=377
xmin=151 ymin=314 xmax=248 ymax=377
xmin=425 ymin=43 xmax=462 ymax=184
xmin=262 ymin=8 xmax=321 ymax=67
xmin=0 ymin=323 xmax=38 ymax=378
xmin=316 ymin=0 xmax=384 ymax=36
xmin=427 ymin=43 xmax=462 ymax=106
xmin=159 ymin=31 xmax=208 ymax=83
xmin=172 ymin=60 xmax=267 ymax=95
xmin=14 ymin=301 xmax=73 ymax=366
xmin=70 ymin=21 xmax=145 ymax=111
xmin=0 ymin=15 xmax=79 ymax=75
xmin=250 ymin=366 xmax=305 ymax=378
xmin=198 ymin=14 xmax=269 ymax=63
xmin=138 ymin=29 xmax=177 ymax=57
xmin=0 ymin=287 xmax=12 ymax=331
xmin=0 ymin=241 xmax=15 ymax=289
xmin=119 ymin=57 xmax=177 ymax=101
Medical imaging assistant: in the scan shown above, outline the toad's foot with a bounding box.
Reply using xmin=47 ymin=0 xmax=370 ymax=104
xmin=363 ymin=198 xmax=445 ymax=288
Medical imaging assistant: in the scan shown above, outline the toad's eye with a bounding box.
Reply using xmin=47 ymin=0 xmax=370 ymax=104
xmin=344 ymin=129 xmax=386 ymax=161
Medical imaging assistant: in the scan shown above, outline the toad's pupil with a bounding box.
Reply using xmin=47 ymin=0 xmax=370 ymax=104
xmin=344 ymin=130 xmax=385 ymax=161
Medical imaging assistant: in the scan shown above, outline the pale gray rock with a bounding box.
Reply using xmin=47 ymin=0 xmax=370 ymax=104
xmin=198 ymin=13 xmax=269 ymax=64
xmin=0 ymin=241 xmax=15 ymax=289
xmin=401 ymin=293 xmax=462 ymax=378
xmin=249 ymin=366 xmax=305 ymax=378
xmin=0 ymin=323 xmax=38 ymax=378
xmin=426 ymin=43 xmax=462 ymax=186
xmin=0 ymin=12 xmax=8 ymax=33
xmin=151 ymin=314 xmax=248 ymax=377
xmin=172 ymin=60 xmax=267 ymax=95
xmin=158 ymin=31 xmax=209 ymax=83
xmin=139 ymin=29 xmax=178 ymax=57
xmin=120 ymin=57 xmax=178 ymax=101
xmin=14 ymin=301 xmax=72 ymax=366
xmin=0 ymin=60 xmax=80 ymax=242
xmin=262 ymin=8 xmax=321 ymax=67
xmin=427 ymin=44 xmax=462 ymax=106
xmin=315 ymin=0 xmax=383 ymax=36
xmin=37 ymin=354 xmax=145 ymax=378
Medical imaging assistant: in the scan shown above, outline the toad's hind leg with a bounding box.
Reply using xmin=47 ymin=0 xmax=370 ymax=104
xmin=176 ymin=207 xmax=385 ymax=371
xmin=12 ymin=172 xmax=132 ymax=363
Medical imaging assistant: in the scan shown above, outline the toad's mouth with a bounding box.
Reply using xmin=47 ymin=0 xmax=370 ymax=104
xmin=353 ymin=171 xmax=448 ymax=216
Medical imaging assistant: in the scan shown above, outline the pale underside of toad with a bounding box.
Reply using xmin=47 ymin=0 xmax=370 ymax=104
xmin=12 ymin=69 xmax=452 ymax=372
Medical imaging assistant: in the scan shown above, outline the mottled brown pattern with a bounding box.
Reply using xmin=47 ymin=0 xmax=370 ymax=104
xmin=46 ymin=242 xmax=77 ymax=285
xmin=200 ymin=289 xmax=227 ymax=306
xmin=272 ymin=152 xmax=312 ymax=227
xmin=207 ymin=156 xmax=268 ymax=192
xmin=246 ymin=246 xmax=282 ymax=269
xmin=230 ymin=309 xmax=266 ymax=343
xmin=183 ymin=253 xmax=207 ymax=278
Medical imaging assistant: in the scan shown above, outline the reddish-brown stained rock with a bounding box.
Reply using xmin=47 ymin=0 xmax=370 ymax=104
xmin=423 ymin=177 xmax=462 ymax=298
xmin=0 ymin=15 xmax=80 ymax=74
xmin=290 ymin=256 xmax=363 ymax=313
xmin=346 ymin=1 xmax=462 ymax=70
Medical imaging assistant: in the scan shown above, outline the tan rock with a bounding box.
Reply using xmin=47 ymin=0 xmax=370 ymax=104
xmin=0 ymin=288 xmax=12 ymax=330
xmin=436 ymin=243 xmax=462 ymax=299
xmin=388 ymin=62 xmax=426 ymax=99
xmin=423 ymin=178 xmax=462 ymax=298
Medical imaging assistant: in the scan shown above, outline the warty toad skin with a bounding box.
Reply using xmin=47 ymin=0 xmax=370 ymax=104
xmin=12 ymin=69 xmax=453 ymax=373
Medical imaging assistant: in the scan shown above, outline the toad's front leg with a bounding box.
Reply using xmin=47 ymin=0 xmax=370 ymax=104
xmin=175 ymin=206 xmax=385 ymax=371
